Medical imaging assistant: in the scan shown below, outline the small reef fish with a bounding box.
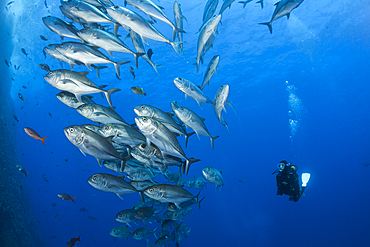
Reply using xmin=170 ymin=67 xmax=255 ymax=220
xmin=39 ymin=63 xmax=51 ymax=72
xmin=21 ymin=48 xmax=28 ymax=57
xmin=129 ymin=66 xmax=136 ymax=80
xmin=4 ymin=60 xmax=10 ymax=67
xmin=131 ymin=87 xmax=146 ymax=96
xmin=66 ymin=236 xmax=80 ymax=247
xmin=18 ymin=93 xmax=26 ymax=103
xmin=16 ymin=165 xmax=28 ymax=177
xmin=147 ymin=49 xmax=153 ymax=60
xmin=13 ymin=114 xmax=19 ymax=123
xmin=40 ymin=35 xmax=48 ymax=41
xmin=58 ymin=193 xmax=76 ymax=203
xmin=24 ymin=127 xmax=48 ymax=145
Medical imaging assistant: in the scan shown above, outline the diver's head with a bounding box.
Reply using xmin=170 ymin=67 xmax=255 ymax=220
xmin=278 ymin=160 xmax=288 ymax=171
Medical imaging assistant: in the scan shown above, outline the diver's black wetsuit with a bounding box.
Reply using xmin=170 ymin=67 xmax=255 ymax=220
xmin=276 ymin=165 xmax=304 ymax=202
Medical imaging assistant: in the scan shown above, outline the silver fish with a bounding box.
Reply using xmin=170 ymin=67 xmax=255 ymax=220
xmin=42 ymin=16 xmax=82 ymax=41
xmin=144 ymin=184 xmax=200 ymax=209
xmin=81 ymin=124 xmax=101 ymax=134
xmin=98 ymin=123 xmax=146 ymax=148
xmin=203 ymin=0 xmax=218 ymax=24
xmin=134 ymin=104 xmax=190 ymax=140
xmin=56 ymin=91 xmax=95 ymax=109
xmin=130 ymin=180 xmax=157 ymax=191
xmin=64 ymin=125 xmax=123 ymax=166
xmin=201 ymin=55 xmax=219 ymax=90
xmin=77 ymin=28 xmax=144 ymax=67
xmin=61 ymin=0 xmax=116 ymax=25
xmin=213 ymin=84 xmax=236 ymax=136
xmin=132 ymin=226 xmax=158 ymax=240
xmin=87 ymin=173 xmax=140 ymax=199
xmin=43 ymin=44 xmax=81 ymax=69
xmin=173 ymin=1 xmax=187 ymax=53
xmin=107 ymin=6 xmax=184 ymax=55
xmin=259 ymin=0 xmax=304 ymax=33
xmin=173 ymin=77 xmax=213 ymax=108
xmin=127 ymin=30 xmax=161 ymax=74
xmin=109 ymin=226 xmax=133 ymax=239
xmin=115 ymin=208 xmax=138 ymax=226
xmin=202 ymin=166 xmax=224 ymax=191
xmin=44 ymin=69 xmax=120 ymax=107
xmin=171 ymin=101 xmax=219 ymax=149
xmin=135 ymin=116 xmax=200 ymax=175
xmin=55 ymin=42 xmax=130 ymax=78
xmin=194 ymin=176 xmax=207 ymax=190
xmin=219 ymin=0 xmax=235 ymax=15
xmin=76 ymin=103 xmax=128 ymax=126
xmin=125 ymin=0 xmax=183 ymax=41
xmin=185 ymin=176 xmax=196 ymax=188
xmin=127 ymin=169 xmax=161 ymax=182
xmin=196 ymin=15 xmax=221 ymax=72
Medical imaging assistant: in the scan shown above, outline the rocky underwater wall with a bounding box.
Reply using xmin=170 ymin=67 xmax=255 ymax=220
xmin=0 ymin=1 xmax=44 ymax=246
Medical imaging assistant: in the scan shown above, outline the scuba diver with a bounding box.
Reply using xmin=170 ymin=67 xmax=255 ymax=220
xmin=272 ymin=160 xmax=310 ymax=202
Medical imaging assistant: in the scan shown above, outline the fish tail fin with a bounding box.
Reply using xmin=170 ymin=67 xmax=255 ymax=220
xmin=185 ymin=158 xmax=201 ymax=175
xmin=152 ymin=64 xmax=162 ymax=74
xmin=172 ymin=27 xmax=186 ymax=41
xmin=134 ymin=52 xmax=145 ymax=68
xmin=114 ymin=61 xmax=131 ymax=78
xmin=225 ymin=123 xmax=230 ymax=137
xmin=185 ymin=132 xmax=196 ymax=148
xmin=259 ymin=22 xmax=272 ymax=34
xmin=210 ymin=135 xmax=220 ymax=150
xmin=40 ymin=137 xmax=48 ymax=145
xmin=71 ymin=197 xmax=76 ymax=203
xmin=77 ymin=235 xmax=81 ymax=242
xmin=120 ymin=155 xmax=132 ymax=172
xmin=153 ymin=227 xmax=158 ymax=239
xmin=171 ymin=41 xmax=186 ymax=55
xmin=93 ymin=65 xmax=108 ymax=79
xmin=197 ymin=196 xmax=205 ymax=210
xmin=143 ymin=92 xmax=146 ymax=96
xmin=104 ymin=88 xmax=121 ymax=107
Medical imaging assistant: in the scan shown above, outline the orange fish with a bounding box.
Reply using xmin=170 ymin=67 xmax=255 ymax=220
xmin=58 ymin=193 xmax=76 ymax=203
xmin=24 ymin=127 xmax=47 ymax=145
xmin=67 ymin=236 xmax=80 ymax=247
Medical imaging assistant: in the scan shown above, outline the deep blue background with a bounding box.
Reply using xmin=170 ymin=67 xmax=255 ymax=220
xmin=3 ymin=0 xmax=370 ymax=246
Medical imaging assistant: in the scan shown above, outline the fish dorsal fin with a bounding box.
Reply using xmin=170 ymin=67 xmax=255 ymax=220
xmin=166 ymin=112 xmax=174 ymax=117
xmin=98 ymin=85 xmax=108 ymax=89
xmin=200 ymin=117 xmax=206 ymax=121
xmin=158 ymin=5 xmax=165 ymax=10
xmin=79 ymin=149 xmax=86 ymax=156
xmin=109 ymin=106 xmax=117 ymax=110
xmin=220 ymin=170 xmax=223 ymax=175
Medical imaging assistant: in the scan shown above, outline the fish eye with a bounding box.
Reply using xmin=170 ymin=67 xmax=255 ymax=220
xmin=149 ymin=188 xmax=154 ymax=192
xmin=114 ymin=5 xmax=119 ymax=8
xmin=118 ymin=213 xmax=122 ymax=217
xmin=104 ymin=126 xmax=108 ymax=130
xmin=180 ymin=107 xmax=184 ymax=110
xmin=143 ymin=117 xmax=147 ymax=121
xmin=69 ymin=127 xmax=74 ymax=133
xmin=93 ymin=175 xmax=98 ymax=181
xmin=140 ymin=106 xmax=144 ymax=109
xmin=141 ymin=143 xmax=146 ymax=148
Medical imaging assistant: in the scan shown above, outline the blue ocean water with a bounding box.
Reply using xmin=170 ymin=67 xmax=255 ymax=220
xmin=1 ymin=0 xmax=370 ymax=246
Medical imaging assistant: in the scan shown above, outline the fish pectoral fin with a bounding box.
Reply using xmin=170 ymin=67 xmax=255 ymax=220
xmin=226 ymin=101 xmax=236 ymax=114
xmin=79 ymin=149 xmax=86 ymax=156
xmin=141 ymin=36 xmax=149 ymax=45
xmin=116 ymin=193 xmax=124 ymax=200
xmin=97 ymin=159 xmax=103 ymax=167
xmin=61 ymin=79 xmax=79 ymax=87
